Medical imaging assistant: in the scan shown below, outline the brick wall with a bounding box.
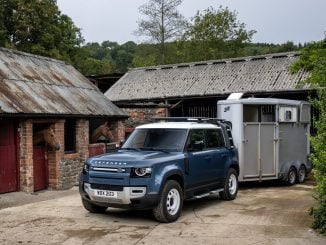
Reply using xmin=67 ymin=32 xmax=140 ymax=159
xmin=19 ymin=120 xmax=33 ymax=193
xmin=47 ymin=120 xmax=64 ymax=189
xmin=17 ymin=117 xmax=123 ymax=193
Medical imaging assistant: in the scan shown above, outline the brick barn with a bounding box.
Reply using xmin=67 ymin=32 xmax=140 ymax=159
xmin=105 ymin=52 xmax=315 ymax=134
xmin=0 ymin=48 xmax=126 ymax=194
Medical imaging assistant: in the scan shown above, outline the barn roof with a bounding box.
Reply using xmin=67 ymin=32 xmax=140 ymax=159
xmin=0 ymin=47 xmax=126 ymax=117
xmin=105 ymin=52 xmax=310 ymax=102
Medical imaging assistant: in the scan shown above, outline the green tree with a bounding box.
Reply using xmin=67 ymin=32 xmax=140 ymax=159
xmin=292 ymin=39 xmax=326 ymax=233
xmin=0 ymin=0 xmax=83 ymax=62
xmin=182 ymin=6 xmax=256 ymax=61
xmin=135 ymin=0 xmax=187 ymax=63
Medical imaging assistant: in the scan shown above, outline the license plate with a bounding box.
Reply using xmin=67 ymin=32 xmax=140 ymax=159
xmin=95 ymin=190 xmax=118 ymax=198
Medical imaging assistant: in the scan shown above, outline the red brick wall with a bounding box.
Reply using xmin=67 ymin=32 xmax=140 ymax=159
xmin=47 ymin=120 xmax=64 ymax=189
xmin=19 ymin=120 xmax=33 ymax=193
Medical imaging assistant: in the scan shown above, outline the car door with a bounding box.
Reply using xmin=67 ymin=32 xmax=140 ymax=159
xmin=205 ymin=128 xmax=229 ymax=184
xmin=185 ymin=129 xmax=212 ymax=189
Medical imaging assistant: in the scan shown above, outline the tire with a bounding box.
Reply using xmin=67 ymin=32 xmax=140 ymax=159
xmin=82 ymin=198 xmax=108 ymax=213
xmin=297 ymin=165 xmax=306 ymax=183
xmin=153 ymin=180 xmax=183 ymax=223
xmin=285 ymin=166 xmax=297 ymax=186
xmin=220 ymin=168 xmax=239 ymax=200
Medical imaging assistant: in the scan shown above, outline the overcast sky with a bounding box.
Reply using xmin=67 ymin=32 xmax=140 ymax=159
xmin=57 ymin=0 xmax=326 ymax=45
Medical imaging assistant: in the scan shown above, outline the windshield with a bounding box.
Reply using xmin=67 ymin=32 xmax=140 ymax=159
xmin=122 ymin=128 xmax=188 ymax=152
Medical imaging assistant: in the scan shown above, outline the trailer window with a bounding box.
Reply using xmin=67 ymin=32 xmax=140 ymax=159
xmin=244 ymin=105 xmax=275 ymax=122
xmin=206 ymin=129 xmax=225 ymax=148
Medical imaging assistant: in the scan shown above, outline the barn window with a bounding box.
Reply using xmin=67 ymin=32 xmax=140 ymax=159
xmin=64 ymin=119 xmax=76 ymax=153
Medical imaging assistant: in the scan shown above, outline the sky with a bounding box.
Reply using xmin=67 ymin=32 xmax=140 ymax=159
xmin=57 ymin=0 xmax=326 ymax=45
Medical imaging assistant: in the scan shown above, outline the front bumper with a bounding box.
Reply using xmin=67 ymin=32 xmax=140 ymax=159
xmin=80 ymin=182 xmax=159 ymax=209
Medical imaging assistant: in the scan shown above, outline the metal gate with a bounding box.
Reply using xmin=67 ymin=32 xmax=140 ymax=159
xmin=0 ymin=120 xmax=18 ymax=194
xmin=243 ymin=123 xmax=277 ymax=180
xmin=33 ymin=147 xmax=48 ymax=191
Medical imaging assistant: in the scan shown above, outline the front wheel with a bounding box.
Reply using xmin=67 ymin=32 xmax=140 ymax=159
xmin=153 ymin=180 xmax=183 ymax=223
xmin=220 ymin=168 xmax=239 ymax=200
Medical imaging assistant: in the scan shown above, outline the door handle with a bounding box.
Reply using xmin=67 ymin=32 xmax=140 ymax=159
xmin=205 ymin=156 xmax=212 ymax=160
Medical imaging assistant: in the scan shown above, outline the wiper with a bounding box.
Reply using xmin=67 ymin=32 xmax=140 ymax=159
xmin=139 ymin=147 xmax=170 ymax=153
xmin=121 ymin=147 xmax=140 ymax=151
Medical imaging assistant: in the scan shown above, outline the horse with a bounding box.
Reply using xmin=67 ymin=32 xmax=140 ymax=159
xmin=90 ymin=121 xmax=114 ymax=144
xmin=33 ymin=125 xmax=61 ymax=151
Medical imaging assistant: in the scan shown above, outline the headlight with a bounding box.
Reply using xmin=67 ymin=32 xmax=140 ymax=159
xmin=133 ymin=167 xmax=152 ymax=177
xmin=83 ymin=164 xmax=89 ymax=174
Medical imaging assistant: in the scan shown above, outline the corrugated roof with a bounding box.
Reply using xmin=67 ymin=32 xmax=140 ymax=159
xmin=0 ymin=47 xmax=126 ymax=117
xmin=105 ymin=52 xmax=310 ymax=102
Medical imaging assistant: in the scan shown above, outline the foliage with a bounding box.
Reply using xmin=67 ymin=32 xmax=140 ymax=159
xmin=0 ymin=0 xmax=83 ymax=62
xmin=180 ymin=6 xmax=256 ymax=61
xmin=135 ymin=0 xmax=188 ymax=63
xmin=292 ymin=39 xmax=326 ymax=234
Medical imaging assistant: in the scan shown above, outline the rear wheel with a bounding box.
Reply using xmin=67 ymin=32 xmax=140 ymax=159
xmin=286 ymin=166 xmax=297 ymax=186
xmin=220 ymin=168 xmax=238 ymax=200
xmin=298 ymin=165 xmax=306 ymax=183
xmin=153 ymin=180 xmax=183 ymax=223
xmin=82 ymin=198 xmax=108 ymax=213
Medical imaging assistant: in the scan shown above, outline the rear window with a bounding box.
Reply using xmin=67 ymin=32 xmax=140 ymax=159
xmin=206 ymin=129 xmax=225 ymax=148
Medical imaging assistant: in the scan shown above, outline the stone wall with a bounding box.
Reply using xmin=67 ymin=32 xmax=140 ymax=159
xmin=59 ymin=157 xmax=84 ymax=189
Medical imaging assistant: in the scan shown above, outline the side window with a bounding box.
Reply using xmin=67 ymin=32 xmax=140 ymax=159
xmin=206 ymin=129 xmax=225 ymax=148
xmin=187 ymin=129 xmax=205 ymax=152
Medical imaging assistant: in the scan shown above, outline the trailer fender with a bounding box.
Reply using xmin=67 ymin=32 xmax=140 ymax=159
xmin=279 ymin=161 xmax=301 ymax=180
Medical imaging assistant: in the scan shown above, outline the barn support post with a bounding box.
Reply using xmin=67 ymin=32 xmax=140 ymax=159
xmin=19 ymin=120 xmax=34 ymax=193
xmin=111 ymin=120 xmax=125 ymax=143
xmin=47 ymin=120 xmax=64 ymax=190
xmin=76 ymin=119 xmax=89 ymax=160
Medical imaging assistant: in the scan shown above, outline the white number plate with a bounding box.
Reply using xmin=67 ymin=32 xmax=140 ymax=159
xmin=95 ymin=190 xmax=118 ymax=198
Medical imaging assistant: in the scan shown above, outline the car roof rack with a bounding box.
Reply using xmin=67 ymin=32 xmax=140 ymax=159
xmin=152 ymin=117 xmax=232 ymax=127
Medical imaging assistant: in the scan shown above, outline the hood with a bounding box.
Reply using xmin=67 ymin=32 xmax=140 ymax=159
xmin=88 ymin=150 xmax=184 ymax=168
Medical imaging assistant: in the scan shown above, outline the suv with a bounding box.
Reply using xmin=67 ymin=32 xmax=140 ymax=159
xmin=79 ymin=118 xmax=239 ymax=222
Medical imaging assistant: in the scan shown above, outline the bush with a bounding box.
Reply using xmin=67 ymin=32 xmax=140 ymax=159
xmin=293 ymin=39 xmax=326 ymax=234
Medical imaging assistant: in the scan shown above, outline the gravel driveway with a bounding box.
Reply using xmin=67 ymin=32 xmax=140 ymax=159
xmin=0 ymin=180 xmax=325 ymax=245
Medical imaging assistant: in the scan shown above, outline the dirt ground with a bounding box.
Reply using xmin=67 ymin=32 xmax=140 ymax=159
xmin=0 ymin=180 xmax=325 ymax=245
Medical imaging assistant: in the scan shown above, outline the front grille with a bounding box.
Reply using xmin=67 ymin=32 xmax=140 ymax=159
xmin=90 ymin=183 xmax=124 ymax=191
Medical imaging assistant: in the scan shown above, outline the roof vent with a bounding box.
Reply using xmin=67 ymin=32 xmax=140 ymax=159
xmin=161 ymin=66 xmax=173 ymax=70
xmin=227 ymin=93 xmax=244 ymax=100
xmin=231 ymin=59 xmax=246 ymax=63
xmin=194 ymin=63 xmax=207 ymax=66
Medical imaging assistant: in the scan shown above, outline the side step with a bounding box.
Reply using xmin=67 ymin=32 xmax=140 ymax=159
xmin=193 ymin=188 xmax=224 ymax=199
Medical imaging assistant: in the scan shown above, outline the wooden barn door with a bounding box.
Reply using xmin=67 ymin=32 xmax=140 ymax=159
xmin=33 ymin=147 xmax=48 ymax=191
xmin=0 ymin=120 xmax=18 ymax=194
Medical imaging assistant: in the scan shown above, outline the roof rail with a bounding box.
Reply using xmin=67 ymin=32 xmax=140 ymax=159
xmin=152 ymin=117 xmax=232 ymax=127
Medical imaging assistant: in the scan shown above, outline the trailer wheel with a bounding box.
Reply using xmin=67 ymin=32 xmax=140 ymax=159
xmin=220 ymin=168 xmax=238 ymax=200
xmin=286 ymin=166 xmax=297 ymax=186
xmin=298 ymin=165 xmax=306 ymax=183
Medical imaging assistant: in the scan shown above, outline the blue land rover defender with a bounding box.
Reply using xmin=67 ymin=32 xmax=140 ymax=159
xmin=79 ymin=118 xmax=239 ymax=222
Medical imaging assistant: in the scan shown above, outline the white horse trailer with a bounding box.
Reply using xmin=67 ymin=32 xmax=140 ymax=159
xmin=217 ymin=97 xmax=311 ymax=185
